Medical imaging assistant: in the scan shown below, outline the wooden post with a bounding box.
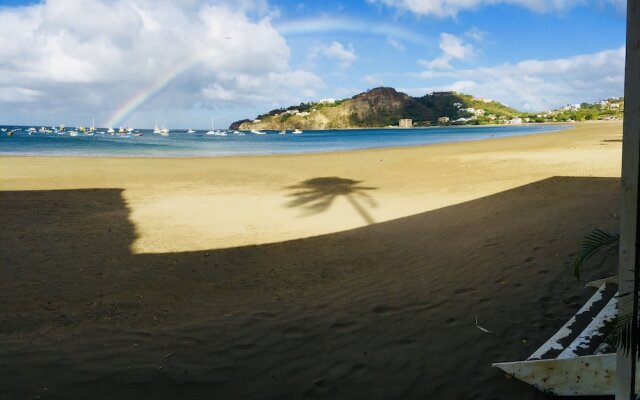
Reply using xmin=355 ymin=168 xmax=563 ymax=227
xmin=617 ymin=1 xmax=640 ymax=398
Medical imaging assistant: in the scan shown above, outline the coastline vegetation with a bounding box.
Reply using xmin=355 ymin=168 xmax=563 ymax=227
xmin=231 ymin=86 xmax=624 ymax=130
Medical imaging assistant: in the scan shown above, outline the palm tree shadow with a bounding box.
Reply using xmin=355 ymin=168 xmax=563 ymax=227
xmin=285 ymin=177 xmax=378 ymax=224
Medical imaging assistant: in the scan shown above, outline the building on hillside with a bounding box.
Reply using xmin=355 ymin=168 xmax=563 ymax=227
xmin=562 ymin=104 xmax=581 ymax=111
xmin=399 ymin=118 xmax=412 ymax=128
xmin=437 ymin=116 xmax=450 ymax=124
xmin=509 ymin=117 xmax=523 ymax=125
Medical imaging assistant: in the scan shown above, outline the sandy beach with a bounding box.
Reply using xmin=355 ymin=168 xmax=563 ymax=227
xmin=0 ymin=121 xmax=623 ymax=399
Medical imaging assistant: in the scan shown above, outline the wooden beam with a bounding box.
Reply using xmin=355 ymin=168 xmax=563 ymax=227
xmin=617 ymin=1 xmax=640 ymax=398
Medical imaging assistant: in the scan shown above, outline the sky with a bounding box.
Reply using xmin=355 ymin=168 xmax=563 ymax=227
xmin=0 ymin=0 xmax=626 ymax=129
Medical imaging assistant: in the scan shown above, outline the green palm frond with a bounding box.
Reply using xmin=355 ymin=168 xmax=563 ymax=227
xmin=602 ymin=312 xmax=636 ymax=355
xmin=574 ymin=229 xmax=619 ymax=279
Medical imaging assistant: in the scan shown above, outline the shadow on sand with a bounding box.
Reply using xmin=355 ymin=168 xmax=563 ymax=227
xmin=285 ymin=177 xmax=377 ymax=224
xmin=0 ymin=177 xmax=620 ymax=400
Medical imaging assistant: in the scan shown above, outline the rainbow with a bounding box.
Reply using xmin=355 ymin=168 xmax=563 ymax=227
xmin=275 ymin=16 xmax=426 ymax=44
xmin=105 ymin=56 xmax=203 ymax=128
xmin=105 ymin=16 xmax=424 ymax=129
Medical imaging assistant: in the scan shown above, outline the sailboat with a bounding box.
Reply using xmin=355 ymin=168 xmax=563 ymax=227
xmin=206 ymin=117 xmax=226 ymax=136
xmin=107 ymin=127 xmax=115 ymax=134
xmin=292 ymin=128 xmax=303 ymax=134
xmin=187 ymin=128 xmax=196 ymax=133
xmin=153 ymin=121 xmax=169 ymax=136
xmin=279 ymin=124 xmax=286 ymax=135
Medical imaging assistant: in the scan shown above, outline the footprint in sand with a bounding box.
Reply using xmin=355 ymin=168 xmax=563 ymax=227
xmin=282 ymin=326 xmax=309 ymax=338
xmin=330 ymin=321 xmax=355 ymax=331
xmin=372 ymin=305 xmax=400 ymax=314
xmin=252 ymin=312 xmax=276 ymax=319
xmin=399 ymin=338 xmax=416 ymax=346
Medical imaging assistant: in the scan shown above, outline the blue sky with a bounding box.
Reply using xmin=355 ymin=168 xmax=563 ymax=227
xmin=0 ymin=0 xmax=626 ymax=128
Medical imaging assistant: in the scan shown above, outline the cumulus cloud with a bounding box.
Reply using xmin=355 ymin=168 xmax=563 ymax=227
xmin=309 ymin=41 xmax=357 ymax=69
xmin=368 ymin=0 xmax=621 ymax=17
xmin=0 ymin=0 xmax=322 ymax=127
xmin=419 ymin=32 xmax=477 ymax=70
xmin=414 ymin=47 xmax=624 ymax=111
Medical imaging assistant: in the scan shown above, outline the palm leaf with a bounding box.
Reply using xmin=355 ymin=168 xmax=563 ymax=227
xmin=602 ymin=311 xmax=636 ymax=355
xmin=574 ymin=229 xmax=619 ymax=279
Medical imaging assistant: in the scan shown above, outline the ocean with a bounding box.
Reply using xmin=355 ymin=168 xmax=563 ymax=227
xmin=0 ymin=125 xmax=568 ymax=157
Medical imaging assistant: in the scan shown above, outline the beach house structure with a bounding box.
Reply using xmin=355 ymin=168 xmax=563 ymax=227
xmin=437 ymin=116 xmax=449 ymax=124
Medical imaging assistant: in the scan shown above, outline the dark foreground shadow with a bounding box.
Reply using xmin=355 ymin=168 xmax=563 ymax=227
xmin=285 ymin=177 xmax=377 ymax=224
xmin=0 ymin=177 xmax=620 ymax=400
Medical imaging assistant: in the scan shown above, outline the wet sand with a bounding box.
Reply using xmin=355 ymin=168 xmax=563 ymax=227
xmin=0 ymin=122 xmax=622 ymax=399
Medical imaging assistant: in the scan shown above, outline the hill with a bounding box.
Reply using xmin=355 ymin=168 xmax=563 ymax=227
xmin=229 ymin=87 xmax=521 ymax=130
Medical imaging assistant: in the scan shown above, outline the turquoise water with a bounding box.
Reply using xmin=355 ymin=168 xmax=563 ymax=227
xmin=0 ymin=125 xmax=568 ymax=157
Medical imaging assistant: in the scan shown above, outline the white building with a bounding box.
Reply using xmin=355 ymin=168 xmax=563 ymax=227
xmin=399 ymin=118 xmax=412 ymax=128
xmin=561 ymin=104 xmax=581 ymax=111
xmin=509 ymin=117 xmax=523 ymax=125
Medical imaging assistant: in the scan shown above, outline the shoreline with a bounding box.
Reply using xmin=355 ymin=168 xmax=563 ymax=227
xmin=0 ymin=123 xmax=572 ymax=161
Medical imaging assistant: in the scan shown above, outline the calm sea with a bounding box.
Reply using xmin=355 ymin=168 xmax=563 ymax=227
xmin=0 ymin=125 xmax=568 ymax=157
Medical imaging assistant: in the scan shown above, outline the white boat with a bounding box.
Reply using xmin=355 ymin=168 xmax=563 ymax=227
xmin=205 ymin=117 xmax=226 ymax=136
xmin=27 ymin=127 xmax=36 ymax=133
xmin=292 ymin=128 xmax=302 ymax=134
xmin=206 ymin=130 xmax=227 ymax=136
xmin=279 ymin=129 xmax=286 ymax=135
xmin=107 ymin=127 xmax=115 ymax=134
xmin=0 ymin=128 xmax=6 ymax=132
xmin=187 ymin=128 xmax=196 ymax=133
xmin=153 ymin=122 xmax=161 ymax=134
xmin=126 ymin=127 xmax=134 ymax=133
xmin=251 ymin=129 xmax=266 ymax=135
xmin=158 ymin=128 xmax=169 ymax=136
xmin=69 ymin=131 xmax=78 ymax=136
xmin=232 ymin=130 xmax=244 ymax=136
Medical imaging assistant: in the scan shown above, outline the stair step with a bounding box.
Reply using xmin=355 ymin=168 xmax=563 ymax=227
xmin=527 ymin=283 xmax=617 ymax=360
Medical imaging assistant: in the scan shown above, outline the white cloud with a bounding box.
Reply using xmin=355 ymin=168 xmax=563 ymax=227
xmin=309 ymin=41 xmax=357 ymax=69
xmin=418 ymin=32 xmax=476 ymax=70
xmin=0 ymin=0 xmax=322 ymax=127
xmin=368 ymin=0 xmax=622 ymax=17
xmin=414 ymin=47 xmax=624 ymax=111
xmin=363 ymin=74 xmax=384 ymax=86
xmin=386 ymin=36 xmax=406 ymax=51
